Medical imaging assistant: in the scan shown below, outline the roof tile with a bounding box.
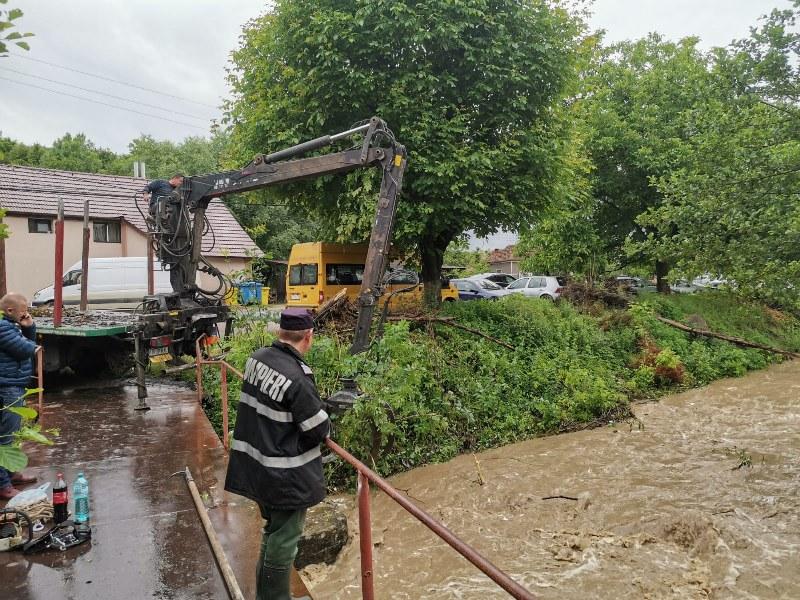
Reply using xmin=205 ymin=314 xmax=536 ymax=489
xmin=0 ymin=164 xmax=261 ymax=258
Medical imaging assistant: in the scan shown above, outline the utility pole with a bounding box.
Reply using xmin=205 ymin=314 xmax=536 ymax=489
xmin=80 ymin=200 xmax=90 ymax=312
xmin=53 ymin=199 xmax=65 ymax=327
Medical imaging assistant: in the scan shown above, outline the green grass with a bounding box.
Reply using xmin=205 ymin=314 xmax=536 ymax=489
xmin=195 ymin=292 xmax=800 ymax=487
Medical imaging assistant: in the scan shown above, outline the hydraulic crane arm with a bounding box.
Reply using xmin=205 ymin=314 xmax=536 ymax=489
xmin=176 ymin=117 xmax=407 ymax=354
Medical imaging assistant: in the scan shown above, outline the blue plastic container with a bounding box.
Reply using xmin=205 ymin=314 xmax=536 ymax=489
xmin=237 ymin=281 xmax=263 ymax=305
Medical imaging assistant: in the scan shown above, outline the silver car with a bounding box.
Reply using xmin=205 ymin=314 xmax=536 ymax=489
xmin=505 ymin=276 xmax=566 ymax=300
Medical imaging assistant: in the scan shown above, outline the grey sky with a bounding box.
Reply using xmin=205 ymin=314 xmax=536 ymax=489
xmin=1 ymin=0 xmax=787 ymax=158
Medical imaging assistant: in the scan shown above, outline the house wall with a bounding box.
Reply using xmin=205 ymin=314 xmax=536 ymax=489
xmin=5 ymin=214 xmax=251 ymax=299
xmin=5 ymin=215 xmax=146 ymax=299
xmin=489 ymin=260 xmax=521 ymax=277
xmin=202 ymin=256 xmax=249 ymax=292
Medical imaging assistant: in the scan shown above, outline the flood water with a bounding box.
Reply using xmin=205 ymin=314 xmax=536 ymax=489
xmin=306 ymin=360 xmax=800 ymax=599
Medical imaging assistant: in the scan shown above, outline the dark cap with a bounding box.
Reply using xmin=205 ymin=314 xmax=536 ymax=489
xmin=280 ymin=308 xmax=314 ymax=331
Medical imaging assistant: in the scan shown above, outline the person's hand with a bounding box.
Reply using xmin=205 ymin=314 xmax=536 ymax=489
xmin=19 ymin=312 xmax=34 ymax=328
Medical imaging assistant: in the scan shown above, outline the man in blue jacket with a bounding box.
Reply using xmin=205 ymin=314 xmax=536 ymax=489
xmin=225 ymin=308 xmax=330 ymax=600
xmin=0 ymin=293 xmax=38 ymax=500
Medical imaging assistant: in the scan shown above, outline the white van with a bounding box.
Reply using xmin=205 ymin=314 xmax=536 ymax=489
xmin=32 ymin=257 xmax=172 ymax=308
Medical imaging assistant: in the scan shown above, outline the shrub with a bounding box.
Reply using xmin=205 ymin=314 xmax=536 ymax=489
xmin=195 ymin=292 xmax=799 ymax=488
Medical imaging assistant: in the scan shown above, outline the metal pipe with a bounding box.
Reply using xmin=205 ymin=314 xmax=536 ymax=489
xmin=79 ymin=200 xmax=90 ymax=312
xmin=35 ymin=346 xmax=43 ymax=416
xmin=147 ymin=233 xmax=155 ymax=296
xmin=182 ymin=467 xmax=246 ymax=600
xmin=133 ymin=333 xmax=150 ymax=411
xmin=357 ymin=472 xmax=375 ymax=600
xmin=325 ymin=439 xmax=535 ymax=600
xmin=330 ymin=122 xmax=372 ymax=142
xmin=221 ymin=362 xmax=229 ymax=450
xmin=53 ymin=199 xmax=65 ymax=327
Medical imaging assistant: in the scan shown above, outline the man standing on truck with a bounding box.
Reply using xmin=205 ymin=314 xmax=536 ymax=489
xmin=225 ymin=308 xmax=330 ymax=600
xmin=142 ymin=173 xmax=184 ymax=214
xmin=0 ymin=293 xmax=38 ymax=500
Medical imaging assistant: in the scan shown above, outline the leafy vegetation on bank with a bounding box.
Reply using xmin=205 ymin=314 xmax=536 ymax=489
xmin=197 ymin=293 xmax=800 ymax=487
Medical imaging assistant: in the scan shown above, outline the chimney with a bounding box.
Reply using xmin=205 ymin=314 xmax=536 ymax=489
xmin=133 ymin=161 xmax=147 ymax=178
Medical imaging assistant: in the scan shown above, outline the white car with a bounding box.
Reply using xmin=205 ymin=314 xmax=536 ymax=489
xmin=32 ymin=257 xmax=172 ymax=308
xmin=504 ymin=276 xmax=566 ymax=300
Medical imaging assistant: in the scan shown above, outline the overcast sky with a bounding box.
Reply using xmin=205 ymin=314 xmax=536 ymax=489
xmin=1 ymin=0 xmax=787 ymax=158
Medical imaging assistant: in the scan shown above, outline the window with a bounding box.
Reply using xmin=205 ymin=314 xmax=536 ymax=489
xmin=386 ymin=270 xmax=418 ymax=285
xmin=28 ymin=218 xmax=52 ymax=233
xmin=289 ymin=264 xmax=318 ymax=286
xmin=454 ymin=280 xmax=478 ymax=292
xmin=507 ymin=278 xmax=528 ymax=289
xmin=528 ymin=277 xmax=545 ymax=288
xmin=93 ymin=221 xmax=121 ymax=243
xmin=62 ymin=270 xmax=82 ymax=286
xmin=326 ymin=264 xmax=364 ymax=285
xmin=478 ymin=279 xmax=502 ymax=290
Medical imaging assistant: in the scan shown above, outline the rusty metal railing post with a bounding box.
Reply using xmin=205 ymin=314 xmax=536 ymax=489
xmin=220 ymin=362 xmax=229 ymax=450
xmin=357 ymin=471 xmax=375 ymax=599
xmin=35 ymin=346 xmax=43 ymax=416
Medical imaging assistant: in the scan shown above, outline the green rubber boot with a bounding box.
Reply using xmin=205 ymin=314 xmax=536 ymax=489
xmin=257 ymin=565 xmax=291 ymax=600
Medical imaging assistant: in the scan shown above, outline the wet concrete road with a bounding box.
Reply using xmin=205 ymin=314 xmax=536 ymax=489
xmin=0 ymin=380 xmax=269 ymax=600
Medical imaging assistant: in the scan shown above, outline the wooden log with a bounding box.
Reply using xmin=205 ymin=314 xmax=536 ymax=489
xmin=655 ymin=316 xmax=800 ymax=359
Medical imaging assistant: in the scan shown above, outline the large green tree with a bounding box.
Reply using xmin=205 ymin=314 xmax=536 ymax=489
xmin=573 ymin=34 xmax=715 ymax=290
xmin=224 ymin=0 xmax=581 ymax=303
xmin=637 ymin=3 xmax=800 ymax=307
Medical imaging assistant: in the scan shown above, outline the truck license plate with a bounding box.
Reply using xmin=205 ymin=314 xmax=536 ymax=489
xmin=291 ymin=293 xmax=300 ymax=301
xmin=149 ymin=347 xmax=172 ymax=364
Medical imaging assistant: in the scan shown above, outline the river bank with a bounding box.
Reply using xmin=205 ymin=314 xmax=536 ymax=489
xmin=305 ymin=359 xmax=800 ymax=599
xmin=198 ymin=292 xmax=800 ymax=490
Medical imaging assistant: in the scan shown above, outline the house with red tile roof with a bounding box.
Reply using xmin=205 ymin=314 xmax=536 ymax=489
xmin=487 ymin=244 xmax=522 ymax=277
xmin=0 ymin=164 xmax=260 ymax=298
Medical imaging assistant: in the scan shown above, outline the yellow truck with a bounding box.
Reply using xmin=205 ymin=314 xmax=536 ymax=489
xmin=286 ymin=242 xmax=458 ymax=310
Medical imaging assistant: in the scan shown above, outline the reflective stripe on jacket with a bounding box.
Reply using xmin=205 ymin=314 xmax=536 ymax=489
xmin=224 ymin=340 xmax=330 ymax=511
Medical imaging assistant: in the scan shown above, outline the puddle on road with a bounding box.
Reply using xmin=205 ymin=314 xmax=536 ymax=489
xmin=306 ymin=360 xmax=800 ymax=599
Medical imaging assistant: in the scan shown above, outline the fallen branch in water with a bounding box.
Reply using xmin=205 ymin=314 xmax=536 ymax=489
xmin=542 ymin=495 xmax=579 ymax=501
xmin=655 ymin=316 xmax=800 ymax=359
xmin=472 ymin=453 xmax=485 ymax=486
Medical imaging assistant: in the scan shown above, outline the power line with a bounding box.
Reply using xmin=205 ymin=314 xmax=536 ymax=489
xmin=0 ymin=66 xmax=212 ymax=122
xmin=0 ymin=76 xmax=209 ymax=131
xmin=7 ymin=52 xmax=219 ymax=109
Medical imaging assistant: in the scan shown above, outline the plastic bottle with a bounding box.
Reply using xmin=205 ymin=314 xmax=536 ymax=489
xmin=53 ymin=473 xmax=68 ymax=523
xmin=73 ymin=472 xmax=90 ymax=523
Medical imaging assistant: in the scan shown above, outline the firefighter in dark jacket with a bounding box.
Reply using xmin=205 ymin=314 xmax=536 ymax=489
xmin=225 ymin=308 xmax=330 ymax=600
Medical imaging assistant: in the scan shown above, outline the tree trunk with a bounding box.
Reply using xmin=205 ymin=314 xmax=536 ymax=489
xmin=655 ymin=259 xmax=671 ymax=294
xmin=420 ymin=234 xmax=450 ymax=308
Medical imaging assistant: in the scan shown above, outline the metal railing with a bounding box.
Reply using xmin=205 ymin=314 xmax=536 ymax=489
xmin=195 ymin=335 xmax=241 ymax=450
xmin=194 ymin=339 xmax=535 ymax=599
xmin=34 ymin=346 xmax=44 ymax=415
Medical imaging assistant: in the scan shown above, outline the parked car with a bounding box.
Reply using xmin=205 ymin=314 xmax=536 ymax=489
xmin=466 ymin=272 xmax=518 ymax=288
xmin=451 ymin=278 xmax=511 ymax=300
xmin=614 ymin=275 xmax=655 ymax=294
xmin=670 ymin=279 xmax=700 ymax=294
xmin=32 ymin=257 xmax=172 ymax=308
xmin=504 ymin=275 xmax=566 ymax=300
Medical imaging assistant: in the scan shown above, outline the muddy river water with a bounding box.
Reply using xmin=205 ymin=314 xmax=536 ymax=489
xmin=305 ymin=360 xmax=800 ymax=599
